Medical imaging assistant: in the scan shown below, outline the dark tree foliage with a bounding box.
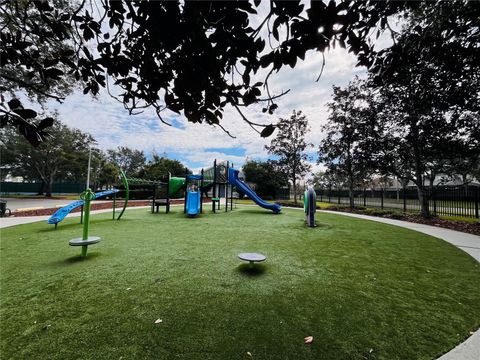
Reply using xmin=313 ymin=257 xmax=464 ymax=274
xmin=0 ymin=0 xmax=82 ymax=146
xmin=1 ymin=0 xmax=417 ymax=145
xmin=96 ymin=160 xmax=120 ymax=189
xmin=318 ymin=79 xmax=376 ymax=208
xmin=242 ymin=159 xmax=288 ymax=199
xmin=0 ymin=117 xmax=96 ymax=196
xmin=106 ymin=146 xmax=146 ymax=176
xmin=265 ymin=109 xmax=312 ymax=203
xmin=369 ymin=2 xmax=480 ymax=218
xmin=137 ymin=155 xmax=191 ymax=180
xmin=312 ymin=170 xmax=347 ymax=191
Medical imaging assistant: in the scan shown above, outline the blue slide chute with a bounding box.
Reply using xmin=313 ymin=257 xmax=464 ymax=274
xmin=185 ymin=191 xmax=201 ymax=217
xmin=47 ymin=189 xmax=119 ymax=224
xmin=228 ymin=168 xmax=281 ymax=214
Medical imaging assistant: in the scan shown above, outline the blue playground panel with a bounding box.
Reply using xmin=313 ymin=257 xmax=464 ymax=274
xmin=47 ymin=189 xmax=119 ymax=225
xmin=186 ymin=191 xmax=201 ymax=217
xmin=228 ymin=168 xmax=281 ymax=214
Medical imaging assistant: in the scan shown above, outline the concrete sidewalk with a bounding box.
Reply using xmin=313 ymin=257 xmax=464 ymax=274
xmin=0 ymin=206 xmax=151 ymax=228
xmin=1 ymin=198 xmax=111 ymax=212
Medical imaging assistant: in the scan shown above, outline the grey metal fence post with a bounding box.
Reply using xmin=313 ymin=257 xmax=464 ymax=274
xmin=403 ymin=187 xmax=407 ymax=213
xmin=475 ymin=186 xmax=479 ymax=219
xmin=381 ymin=188 xmax=384 ymax=210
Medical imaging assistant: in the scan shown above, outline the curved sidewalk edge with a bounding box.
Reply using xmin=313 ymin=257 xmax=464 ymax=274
xmin=0 ymin=206 xmax=150 ymax=229
xmin=318 ymin=210 xmax=480 ymax=360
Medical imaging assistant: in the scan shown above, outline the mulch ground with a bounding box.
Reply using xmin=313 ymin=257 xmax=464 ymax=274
xmin=333 ymin=207 xmax=480 ymax=236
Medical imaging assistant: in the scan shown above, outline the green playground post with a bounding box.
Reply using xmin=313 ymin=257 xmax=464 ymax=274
xmin=80 ymin=188 xmax=95 ymax=256
xmin=117 ymin=169 xmax=129 ymax=220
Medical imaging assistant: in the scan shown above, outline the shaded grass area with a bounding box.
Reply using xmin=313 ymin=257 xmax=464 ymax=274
xmin=1 ymin=207 xmax=479 ymax=360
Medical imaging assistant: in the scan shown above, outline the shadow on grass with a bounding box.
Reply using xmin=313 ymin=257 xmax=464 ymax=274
xmin=236 ymin=263 xmax=267 ymax=276
xmin=237 ymin=209 xmax=281 ymax=216
xmin=39 ymin=218 xmax=130 ymax=233
xmin=51 ymin=252 xmax=102 ymax=266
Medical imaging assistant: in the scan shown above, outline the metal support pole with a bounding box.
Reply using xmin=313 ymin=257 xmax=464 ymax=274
xmin=475 ymin=186 xmax=479 ymax=219
xmin=184 ymin=182 xmax=187 ymax=214
xmin=381 ymin=188 xmax=384 ymax=209
xmin=213 ymin=159 xmax=217 ymax=213
xmin=200 ymin=169 xmax=204 ymax=214
xmin=225 ymin=161 xmax=229 ymax=212
xmin=80 ymin=205 xmax=84 ymax=224
xmin=112 ymin=192 xmax=116 ymax=220
xmin=152 ymin=184 xmax=156 ymax=213
xmin=166 ymin=173 xmax=171 ymax=214
xmin=80 ymin=188 xmax=95 ymax=257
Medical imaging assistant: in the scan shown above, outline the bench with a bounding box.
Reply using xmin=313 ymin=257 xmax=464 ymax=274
xmin=211 ymin=197 xmax=220 ymax=212
xmin=153 ymin=199 xmax=170 ymax=213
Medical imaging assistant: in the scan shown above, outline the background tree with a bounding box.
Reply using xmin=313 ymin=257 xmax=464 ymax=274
xmin=368 ymin=3 xmax=480 ymax=217
xmin=137 ymin=155 xmax=191 ymax=180
xmin=106 ymin=147 xmax=146 ymax=177
xmin=265 ymin=110 xmax=312 ymax=204
xmin=242 ymin=159 xmax=288 ymax=199
xmin=318 ymin=79 xmax=375 ymax=208
xmin=97 ymin=161 xmax=120 ymax=189
xmin=0 ymin=117 xmax=96 ymax=196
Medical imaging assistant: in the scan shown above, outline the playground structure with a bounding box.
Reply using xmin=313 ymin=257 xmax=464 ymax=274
xmin=126 ymin=174 xmax=186 ymax=214
xmin=304 ymin=187 xmax=316 ymax=227
xmin=47 ymin=170 xmax=129 ymax=228
xmin=202 ymin=160 xmax=236 ymax=213
xmin=184 ymin=174 xmax=202 ymax=216
xmin=228 ymin=167 xmax=281 ymax=214
xmin=47 ymin=158 xmax=281 ymax=232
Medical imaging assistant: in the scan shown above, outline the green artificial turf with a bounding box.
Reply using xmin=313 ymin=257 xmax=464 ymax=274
xmin=1 ymin=206 xmax=479 ymax=360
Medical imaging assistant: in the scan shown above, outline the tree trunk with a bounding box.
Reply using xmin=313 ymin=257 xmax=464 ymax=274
xmin=348 ymin=183 xmax=354 ymax=208
xmin=411 ymin=124 xmax=430 ymax=218
xmin=416 ymin=184 xmax=430 ymax=218
xmin=293 ymin=181 xmax=297 ymax=204
xmin=46 ymin=178 xmax=53 ymax=198
xmin=37 ymin=180 xmax=45 ymax=195
xmin=347 ymin=148 xmax=354 ymax=208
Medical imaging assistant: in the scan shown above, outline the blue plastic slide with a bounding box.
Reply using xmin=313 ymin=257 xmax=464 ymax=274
xmin=228 ymin=168 xmax=281 ymax=214
xmin=47 ymin=189 xmax=119 ymax=225
xmin=185 ymin=191 xmax=201 ymax=217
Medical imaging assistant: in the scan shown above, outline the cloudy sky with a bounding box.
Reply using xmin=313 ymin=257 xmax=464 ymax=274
xmin=48 ymin=48 xmax=364 ymax=174
xmin=43 ymin=4 xmax=394 ymax=175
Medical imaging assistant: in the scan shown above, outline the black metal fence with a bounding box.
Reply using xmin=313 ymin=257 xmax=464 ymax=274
xmin=315 ymin=186 xmax=480 ymax=219
xmin=0 ymin=181 xmax=86 ymax=195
